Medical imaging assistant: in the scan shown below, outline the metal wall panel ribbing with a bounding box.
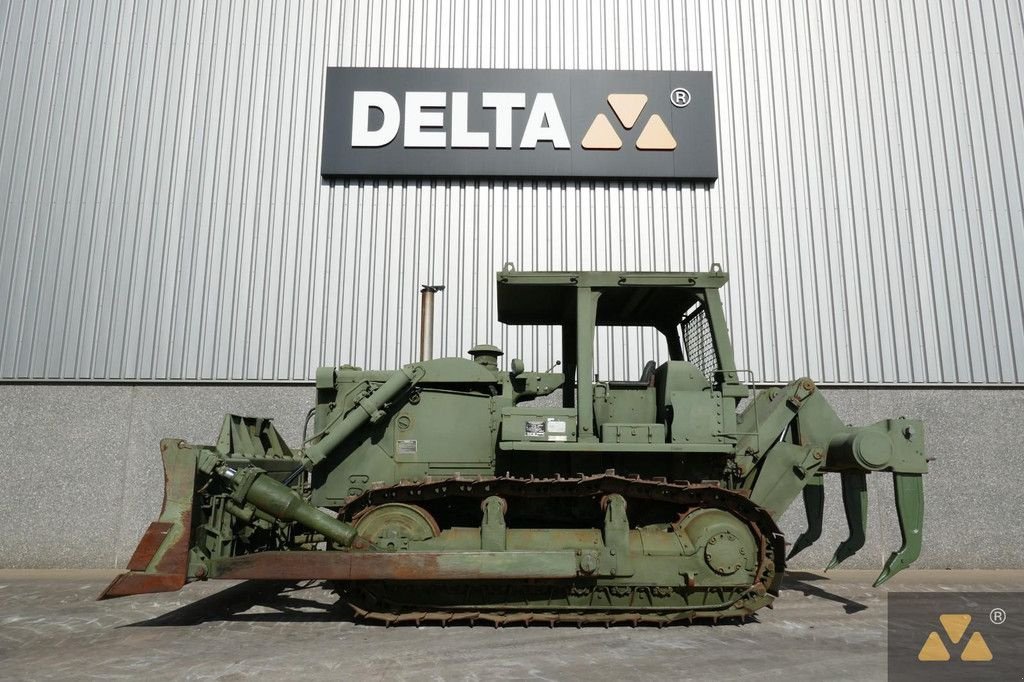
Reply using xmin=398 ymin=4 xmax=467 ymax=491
xmin=0 ymin=0 xmax=1021 ymax=383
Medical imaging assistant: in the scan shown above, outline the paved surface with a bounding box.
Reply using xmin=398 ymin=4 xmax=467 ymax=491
xmin=1 ymin=570 xmax=1022 ymax=680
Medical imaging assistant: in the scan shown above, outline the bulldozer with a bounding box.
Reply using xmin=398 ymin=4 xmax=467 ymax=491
xmin=102 ymin=265 xmax=927 ymax=624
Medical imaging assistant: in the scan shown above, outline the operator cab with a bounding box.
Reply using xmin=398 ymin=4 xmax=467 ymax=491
xmin=495 ymin=265 xmax=748 ymax=448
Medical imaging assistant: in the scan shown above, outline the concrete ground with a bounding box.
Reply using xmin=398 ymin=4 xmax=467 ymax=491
xmin=1 ymin=570 xmax=1021 ymax=680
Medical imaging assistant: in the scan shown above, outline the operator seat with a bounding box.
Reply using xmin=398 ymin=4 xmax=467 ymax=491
xmin=639 ymin=360 xmax=657 ymax=386
xmin=606 ymin=360 xmax=658 ymax=389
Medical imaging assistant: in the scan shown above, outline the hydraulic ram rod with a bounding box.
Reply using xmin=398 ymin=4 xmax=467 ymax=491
xmin=302 ymin=365 xmax=425 ymax=470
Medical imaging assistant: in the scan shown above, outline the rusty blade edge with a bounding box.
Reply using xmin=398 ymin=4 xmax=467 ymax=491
xmin=98 ymin=572 xmax=186 ymax=600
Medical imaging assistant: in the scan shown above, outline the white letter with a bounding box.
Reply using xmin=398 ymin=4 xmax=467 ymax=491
xmin=450 ymin=92 xmax=489 ymax=148
xmin=482 ymin=92 xmax=526 ymax=149
xmin=404 ymin=91 xmax=447 ymax=148
xmin=519 ymin=93 xmax=570 ymax=149
xmin=350 ymin=91 xmax=400 ymax=147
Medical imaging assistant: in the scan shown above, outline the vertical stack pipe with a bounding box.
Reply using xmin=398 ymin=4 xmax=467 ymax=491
xmin=419 ymin=285 xmax=445 ymax=361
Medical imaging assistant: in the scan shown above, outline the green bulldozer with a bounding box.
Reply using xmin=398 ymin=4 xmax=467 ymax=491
xmin=102 ymin=266 xmax=927 ymax=624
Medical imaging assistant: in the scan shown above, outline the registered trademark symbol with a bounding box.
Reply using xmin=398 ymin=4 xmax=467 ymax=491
xmin=990 ymin=607 xmax=1006 ymax=625
xmin=670 ymin=87 xmax=691 ymax=108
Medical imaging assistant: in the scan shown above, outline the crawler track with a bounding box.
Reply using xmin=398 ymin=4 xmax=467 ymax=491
xmin=335 ymin=474 xmax=785 ymax=625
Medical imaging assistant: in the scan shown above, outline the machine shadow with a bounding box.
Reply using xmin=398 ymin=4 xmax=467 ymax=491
xmin=124 ymin=581 xmax=348 ymax=627
xmin=782 ymin=572 xmax=869 ymax=614
xmin=123 ymin=580 xmax=764 ymax=628
xmin=124 ymin=573 xmax=866 ymax=627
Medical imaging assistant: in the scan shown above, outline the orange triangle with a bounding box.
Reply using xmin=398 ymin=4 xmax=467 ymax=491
xmin=581 ymin=114 xmax=622 ymax=150
xmin=960 ymin=631 xmax=993 ymax=661
xmin=917 ymin=631 xmax=950 ymax=661
xmin=635 ymin=114 xmax=676 ymax=151
xmin=939 ymin=614 xmax=971 ymax=644
xmin=607 ymin=93 xmax=648 ymax=129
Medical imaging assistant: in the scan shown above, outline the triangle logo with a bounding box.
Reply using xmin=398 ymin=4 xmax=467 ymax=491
xmin=960 ymin=632 xmax=993 ymax=662
xmin=917 ymin=613 xmax=995 ymax=663
xmin=635 ymin=114 xmax=676 ymax=151
xmin=581 ymin=113 xmax=622 ymax=150
xmin=917 ymin=631 xmax=951 ymax=661
xmin=939 ymin=614 xmax=971 ymax=644
xmin=607 ymin=94 xmax=648 ymax=129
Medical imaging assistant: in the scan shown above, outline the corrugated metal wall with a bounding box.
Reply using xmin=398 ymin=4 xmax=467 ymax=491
xmin=0 ymin=0 xmax=1022 ymax=384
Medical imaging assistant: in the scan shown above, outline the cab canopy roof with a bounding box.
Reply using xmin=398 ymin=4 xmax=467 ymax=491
xmin=496 ymin=268 xmax=728 ymax=326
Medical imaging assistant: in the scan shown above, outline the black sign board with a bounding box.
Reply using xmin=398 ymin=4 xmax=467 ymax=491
xmin=321 ymin=68 xmax=717 ymax=180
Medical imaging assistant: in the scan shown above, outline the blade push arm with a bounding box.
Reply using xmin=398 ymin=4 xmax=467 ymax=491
xmin=100 ymin=439 xmax=372 ymax=600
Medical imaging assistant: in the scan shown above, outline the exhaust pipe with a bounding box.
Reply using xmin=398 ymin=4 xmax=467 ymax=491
xmin=419 ymin=284 xmax=445 ymax=361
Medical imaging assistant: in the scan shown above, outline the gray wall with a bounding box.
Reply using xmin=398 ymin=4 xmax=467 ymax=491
xmin=1 ymin=0 xmax=1022 ymax=384
xmin=1 ymin=0 xmax=1021 ymax=573
xmin=0 ymin=383 xmax=1020 ymax=570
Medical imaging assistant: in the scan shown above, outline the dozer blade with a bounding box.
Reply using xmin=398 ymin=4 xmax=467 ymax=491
xmin=787 ymin=474 xmax=824 ymax=560
xmin=873 ymin=473 xmax=924 ymax=587
xmin=99 ymin=440 xmax=196 ymax=599
xmin=826 ymin=471 xmax=867 ymax=570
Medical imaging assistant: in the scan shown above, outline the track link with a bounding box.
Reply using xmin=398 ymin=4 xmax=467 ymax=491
xmin=344 ymin=590 xmax=762 ymax=627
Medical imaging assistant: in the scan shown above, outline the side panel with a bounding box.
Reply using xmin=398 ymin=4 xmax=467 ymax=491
xmin=393 ymin=392 xmax=496 ymax=467
xmin=311 ymin=384 xmax=497 ymax=505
